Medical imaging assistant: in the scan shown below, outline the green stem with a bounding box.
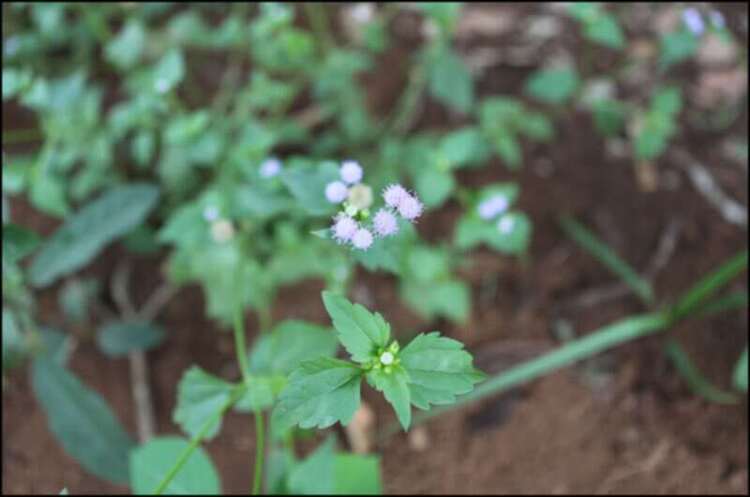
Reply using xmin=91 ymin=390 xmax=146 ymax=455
xmin=233 ymin=304 xmax=251 ymax=384
xmin=386 ymin=56 xmax=428 ymax=136
xmin=153 ymin=388 xmax=244 ymax=494
xmin=252 ymin=410 xmax=265 ymax=495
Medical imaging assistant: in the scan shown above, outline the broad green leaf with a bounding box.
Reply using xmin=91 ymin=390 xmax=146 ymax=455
xmin=367 ymin=367 xmax=412 ymax=430
xmin=247 ymin=320 xmax=338 ymax=376
xmin=130 ymin=436 xmax=221 ymax=495
xmin=287 ymin=437 xmax=336 ymax=495
xmin=493 ymin=132 xmax=522 ymax=170
xmin=286 ymin=437 xmax=382 ymax=495
xmin=3 ymin=67 xmax=33 ymax=99
xmin=427 ymin=47 xmax=474 ymax=114
xmin=406 ymin=245 xmax=450 ymax=283
xmin=322 ymin=291 xmax=390 ymax=363
xmin=151 ymin=49 xmax=185 ymax=93
xmin=485 ymin=211 xmax=532 ymax=254
xmin=29 ymin=183 xmax=160 ymax=287
xmin=399 ymin=332 xmax=484 ymax=411
xmin=525 ymin=67 xmax=579 ymax=105
xmin=592 ymin=99 xmax=626 ymax=137
xmin=517 ymin=112 xmax=554 ymax=142
xmin=334 ymin=454 xmax=382 ymax=495
xmin=659 ymin=30 xmax=698 ymax=70
xmin=651 ymin=86 xmax=682 ymax=116
xmin=31 ymin=358 xmax=135 ymax=484
xmin=439 ymin=127 xmax=491 ymax=168
xmin=401 ymin=279 xmax=470 ymax=324
xmin=274 ymin=357 xmax=362 ymax=429
xmin=584 ymin=14 xmax=624 ymax=49
xmin=96 ymin=321 xmax=166 ymax=357
xmin=2 ymin=224 xmax=40 ymax=264
xmin=234 ymin=375 xmax=287 ymax=412
xmin=414 ymin=166 xmax=454 ymax=208
xmin=173 ymin=366 xmax=235 ymax=441
xmin=232 ymin=185 xmax=293 ymax=219
xmin=105 ymin=20 xmax=146 ymax=70
xmin=280 ymin=160 xmax=339 ymax=216
xmin=734 ymin=347 xmax=748 ymax=392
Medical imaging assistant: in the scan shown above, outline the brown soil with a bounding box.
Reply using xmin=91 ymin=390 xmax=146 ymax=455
xmin=3 ymin=3 xmax=748 ymax=495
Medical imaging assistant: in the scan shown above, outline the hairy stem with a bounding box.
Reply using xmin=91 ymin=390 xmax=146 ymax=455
xmin=252 ymin=410 xmax=265 ymax=495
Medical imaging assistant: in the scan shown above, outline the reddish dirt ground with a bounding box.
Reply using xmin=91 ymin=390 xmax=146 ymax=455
xmin=3 ymin=3 xmax=748 ymax=495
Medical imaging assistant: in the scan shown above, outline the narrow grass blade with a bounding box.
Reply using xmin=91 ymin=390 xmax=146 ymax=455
xmin=672 ymin=250 xmax=748 ymax=320
xmin=559 ymin=215 xmax=654 ymax=305
xmin=688 ymin=291 xmax=748 ymax=320
xmin=664 ymin=339 xmax=738 ymax=404
xmin=399 ymin=312 xmax=670 ymax=432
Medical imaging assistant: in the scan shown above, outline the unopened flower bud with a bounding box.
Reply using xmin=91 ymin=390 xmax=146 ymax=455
xmin=211 ymin=219 xmax=235 ymax=243
xmin=348 ymin=183 xmax=373 ymax=210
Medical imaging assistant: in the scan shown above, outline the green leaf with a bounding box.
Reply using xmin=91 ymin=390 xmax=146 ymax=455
xmin=559 ymin=215 xmax=654 ymax=304
xmin=96 ymin=320 xmax=166 ymax=357
xmin=399 ymin=332 xmax=484 ymax=411
xmin=248 ymin=320 xmax=338 ymax=376
xmin=31 ymin=358 xmax=135 ymax=484
xmin=414 ymin=166 xmax=455 ymax=208
xmin=493 ymin=132 xmax=522 ymax=170
xmin=173 ymin=366 xmax=235 ymax=441
xmin=439 ymin=126 xmax=491 ymax=168
xmin=525 ymin=67 xmax=580 ymax=105
xmin=401 ymin=279 xmax=470 ymax=324
xmin=592 ymin=99 xmax=626 ymax=137
xmin=651 ymin=86 xmax=682 ymax=116
xmin=2 ymin=223 xmax=40 ymax=264
xmin=105 ymin=20 xmax=146 ymax=70
xmin=2 ymin=308 xmax=25 ymax=371
xmin=334 ymin=454 xmax=382 ymax=495
xmin=664 ymin=339 xmax=737 ymax=404
xmin=659 ymin=30 xmax=698 ymax=70
xmin=151 ymin=49 xmax=185 ymax=93
xmin=273 ymin=357 xmax=362 ymax=429
xmin=280 ymin=160 xmax=339 ymax=216
xmin=517 ymin=112 xmax=554 ymax=142
xmin=368 ymin=367 xmax=412 ymax=430
xmin=427 ymin=47 xmax=474 ymax=114
xmin=286 ymin=437 xmax=383 ymax=495
xmin=2 ymin=67 xmax=33 ymax=100
xmin=29 ymin=183 xmax=160 ymax=287
xmin=734 ymin=347 xmax=748 ymax=393
xmin=322 ymin=291 xmax=391 ymax=363
xmin=583 ymin=14 xmax=624 ymax=49
xmin=287 ymin=436 xmax=336 ymax=495
xmin=130 ymin=436 xmax=221 ymax=495
xmin=672 ymin=250 xmax=748 ymax=320
xmin=483 ymin=211 xmax=533 ymax=254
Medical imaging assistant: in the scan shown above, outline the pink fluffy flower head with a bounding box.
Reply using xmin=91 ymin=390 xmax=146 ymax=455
xmin=397 ymin=194 xmax=423 ymax=221
xmin=325 ymin=181 xmax=349 ymax=204
xmin=340 ymin=160 xmax=363 ymax=185
xmin=331 ymin=215 xmax=358 ymax=243
xmin=373 ymin=208 xmax=399 ymax=237
xmin=382 ymin=184 xmax=409 ymax=209
xmin=351 ymin=227 xmax=374 ymax=250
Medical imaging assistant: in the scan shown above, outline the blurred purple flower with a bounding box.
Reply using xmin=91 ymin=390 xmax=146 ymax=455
xmin=709 ymin=10 xmax=725 ymax=29
xmin=332 ymin=215 xmax=359 ymax=243
xmin=383 ymin=184 xmax=409 ymax=209
xmin=682 ymin=8 xmax=705 ymax=35
xmin=477 ymin=195 xmax=509 ymax=220
xmin=397 ymin=194 xmax=423 ymax=221
xmin=340 ymin=160 xmax=363 ymax=184
xmin=260 ymin=157 xmax=282 ymax=178
xmin=497 ymin=215 xmax=515 ymax=234
xmin=373 ymin=208 xmax=399 ymax=237
xmin=325 ymin=181 xmax=349 ymax=204
xmin=351 ymin=227 xmax=374 ymax=250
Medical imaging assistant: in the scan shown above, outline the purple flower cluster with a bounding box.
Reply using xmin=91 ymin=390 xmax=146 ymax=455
xmin=326 ymin=169 xmax=423 ymax=251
